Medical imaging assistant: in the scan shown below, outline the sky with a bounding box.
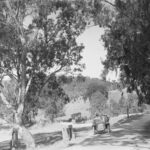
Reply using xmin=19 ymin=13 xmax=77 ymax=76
xmin=77 ymin=26 xmax=106 ymax=78
xmin=77 ymin=26 xmax=119 ymax=81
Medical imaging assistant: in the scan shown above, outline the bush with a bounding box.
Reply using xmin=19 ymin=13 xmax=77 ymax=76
xmin=90 ymin=91 xmax=108 ymax=117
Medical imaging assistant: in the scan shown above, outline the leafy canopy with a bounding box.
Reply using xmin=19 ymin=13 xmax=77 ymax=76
xmin=102 ymin=0 xmax=150 ymax=104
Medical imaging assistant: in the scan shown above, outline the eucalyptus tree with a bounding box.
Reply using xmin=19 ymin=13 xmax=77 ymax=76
xmin=0 ymin=0 xmax=86 ymax=124
xmin=102 ymin=0 xmax=150 ymax=105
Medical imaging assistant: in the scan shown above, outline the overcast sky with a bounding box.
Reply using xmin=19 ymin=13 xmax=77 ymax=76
xmin=77 ymin=26 xmax=106 ymax=78
xmin=77 ymin=26 xmax=119 ymax=81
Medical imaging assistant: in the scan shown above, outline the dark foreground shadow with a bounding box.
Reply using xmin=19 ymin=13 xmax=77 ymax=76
xmin=0 ymin=123 xmax=93 ymax=150
xmin=78 ymin=114 xmax=150 ymax=149
xmin=0 ymin=131 xmax=62 ymax=150
xmin=33 ymin=131 xmax=62 ymax=146
xmin=1 ymin=114 xmax=150 ymax=150
xmin=0 ymin=126 xmax=92 ymax=150
xmin=112 ymin=114 xmax=143 ymax=126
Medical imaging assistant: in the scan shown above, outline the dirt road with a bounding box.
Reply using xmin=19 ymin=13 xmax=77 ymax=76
xmin=38 ymin=114 xmax=150 ymax=150
xmin=1 ymin=113 xmax=150 ymax=150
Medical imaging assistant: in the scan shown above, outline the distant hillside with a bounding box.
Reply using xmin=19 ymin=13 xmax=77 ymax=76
xmin=60 ymin=76 xmax=115 ymax=101
xmin=57 ymin=76 xmax=124 ymax=118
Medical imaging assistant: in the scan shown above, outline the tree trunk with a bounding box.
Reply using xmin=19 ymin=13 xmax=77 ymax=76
xmin=11 ymin=94 xmax=36 ymax=150
xmin=126 ymin=106 xmax=129 ymax=118
xmin=14 ymin=88 xmax=35 ymax=148
xmin=4 ymin=1 xmax=36 ymax=149
xmin=11 ymin=48 xmax=36 ymax=149
xmin=11 ymin=127 xmax=19 ymax=150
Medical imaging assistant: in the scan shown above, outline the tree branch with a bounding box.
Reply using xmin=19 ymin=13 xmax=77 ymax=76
xmin=0 ymin=67 xmax=18 ymax=81
xmin=15 ymin=0 xmax=20 ymax=19
xmin=51 ymin=65 xmax=64 ymax=75
xmin=38 ymin=65 xmax=64 ymax=98
xmin=102 ymin=0 xmax=129 ymax=18
xmin=102 ymin=0 xmax=116 ymax=7
xmin=5 ymin=0 xmax=25 ymax=44
xmin=0 ymin=91 xmax=12 ymax=108
xmin=25 ymin=77 xmax=32 ymax=94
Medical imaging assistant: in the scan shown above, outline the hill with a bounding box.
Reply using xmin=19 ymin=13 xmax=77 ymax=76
xmin=61 ymin=76 xmax=113 ymax=101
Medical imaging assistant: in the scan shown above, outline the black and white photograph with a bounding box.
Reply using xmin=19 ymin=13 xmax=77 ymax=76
xmin=0 ymin=0 xmax=150 ymax=150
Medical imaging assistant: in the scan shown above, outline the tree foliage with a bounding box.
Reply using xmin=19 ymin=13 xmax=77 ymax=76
xmin=102 ymin=0 xmax=150 ymax=104
xmin=108 ymin=89 xmax=139 ymax=117
xmin=84 ymin=80 xmax=108 ymax=116
xmin=22 ymin=73 xmax=70 ymax=123
xmin=119 ymin=92 xmax=138 ymax=117
xmin=0 ymin=0 xmax=95 ymax=125
xmin=84 ymin=81 xmax=108 ymax=99
xmin=90 ymin=91 xmax=107 ymax=117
